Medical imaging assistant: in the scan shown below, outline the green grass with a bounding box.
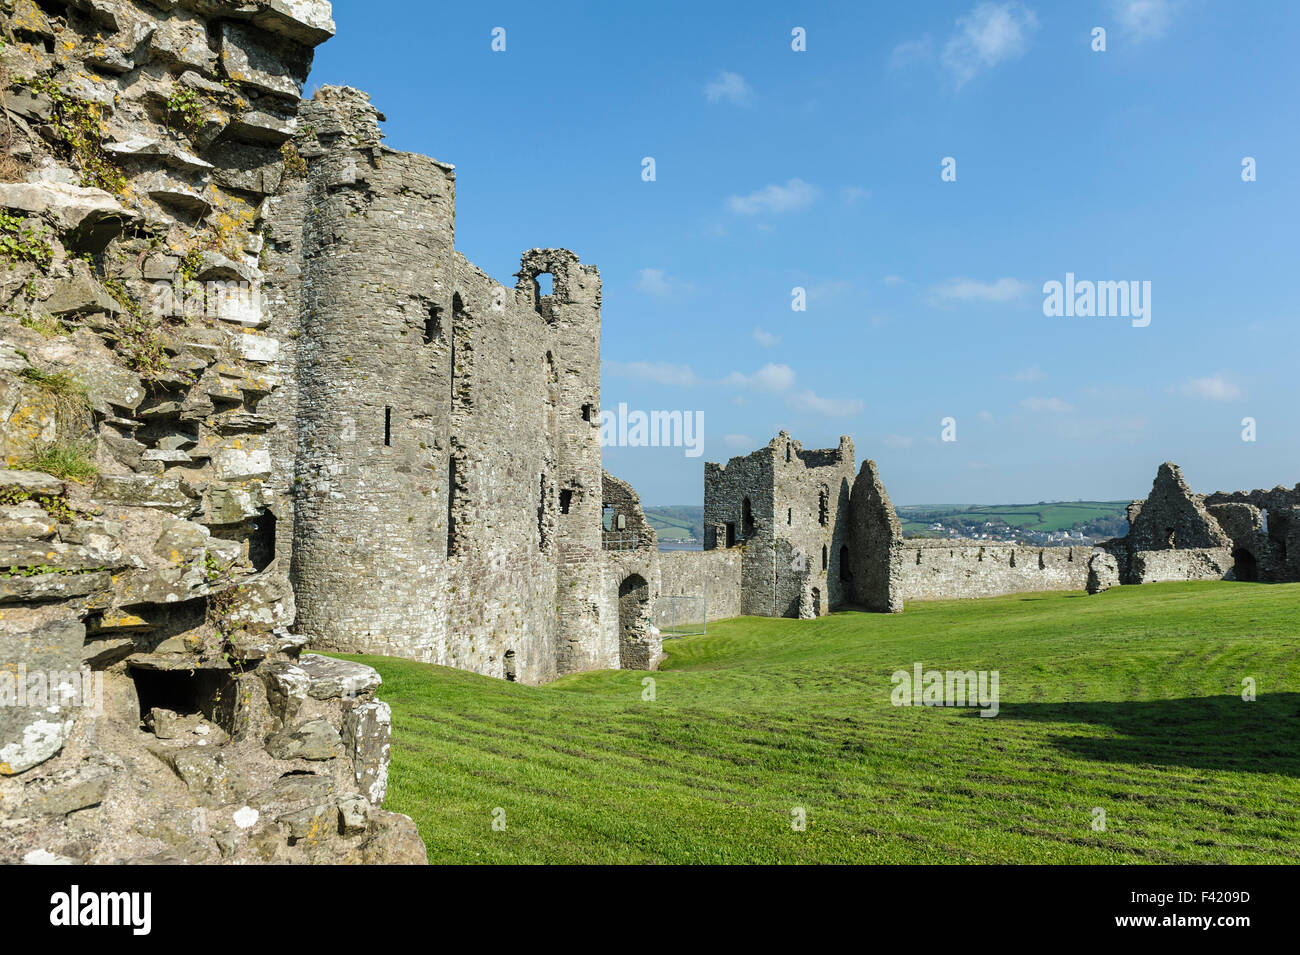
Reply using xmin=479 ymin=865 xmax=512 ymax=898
xmin=643 ymin=505 xmax=703 ymax=541
xmin=341 ymin=581 xmax=1300 ymax=864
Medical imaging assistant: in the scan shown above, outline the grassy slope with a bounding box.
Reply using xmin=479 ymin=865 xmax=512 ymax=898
xmin=344 ymin=582 xmax=1300 ymax=864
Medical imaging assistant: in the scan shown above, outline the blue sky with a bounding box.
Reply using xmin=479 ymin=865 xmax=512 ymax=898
xmin=311 ymin=1 xmax=1299 ymax=506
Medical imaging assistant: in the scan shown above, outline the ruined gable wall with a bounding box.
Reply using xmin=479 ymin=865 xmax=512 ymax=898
xmin=1126 ymin=462 xmax=1230 ymax=552
xmin=847 ymin=458 xmax=903 ymax=612
xmin=900 ymin=541 xmax=1090 ymax=600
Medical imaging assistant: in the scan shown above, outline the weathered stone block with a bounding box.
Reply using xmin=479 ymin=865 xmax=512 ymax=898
xmin=297 ymin=654 xmax=381 ymax=700
xmin=265 ymin=719 xmax=341 ymax=760
xmin=341 ymin=701 xmax=391 ymax=805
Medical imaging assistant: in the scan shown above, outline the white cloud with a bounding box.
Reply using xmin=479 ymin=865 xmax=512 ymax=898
xmin=635 ymin=267 xmax=693 ymax=299
xmin=604 ymin=360 xmax=699 ymax=387
xmin=883 ymin=434 xmax=915 ymax=449
xmin=1111 ymin=0 xmax=1176 ymax=39
xmin=841 ymin=186 xmax=871 ymax=205
xmin=1009 ymin=364 xmax=1046 ymax=382
xmin=977 ymin=409 xmax=995 ymax=422
xmin=1020 ymin=396 xmax=1073 ymax=413
xmin=942 ymin=2 xmax=1039 ymax=88
xmin=889 ymin=36 xmax=934 ymax=70
xmin=752 ymin=327 xmax=781 ymax=347
xmin=722 ymin=434 xmax=755 ymax=450
xmin=722 ymin=363 xmax=796 ymax=393
xmin=727 ymin=178 xmax=819 ymax=216
xmin=929 ymin=276 xmax=1029 ymax=303
xmin=704 ymin=71 xmax=754 ymax=106
xmin=789 ymin=390 xmax=864 ymax=417
xmin=882 ymin=274 xmax=906 ymax=286
xmin=1174 ymin=374 xmax=1242 ymax=402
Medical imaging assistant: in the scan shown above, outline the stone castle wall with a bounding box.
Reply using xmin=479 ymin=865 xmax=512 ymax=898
xmin=900 ymin=540 xmax=1091 ymax=601
xmin=658 ymin=549 xmax=743 ymax=622
xmin=705 ymin=431 xmax=855 ymax=618
xmin=0 ymin=0 xmax=424 ymax=864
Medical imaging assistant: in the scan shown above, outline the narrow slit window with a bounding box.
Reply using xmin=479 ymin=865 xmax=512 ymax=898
xmin=424 ymin=305 xmax=442 ymax=344
xmin=560 ymin=489 xmax=573 ymax=515
xmin=384 ymin=407 xmax=392 ymax=446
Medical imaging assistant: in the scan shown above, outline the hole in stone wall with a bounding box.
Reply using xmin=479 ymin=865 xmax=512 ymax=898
xmin=538 ymin=474 xmax=549 ymax=552
xmin=1165 ymin=527 xmax=1176 ymax=549
xmin=533 ymin=272 xmax=556 ymax=320
xmin=451 ymin=294 xmax=466 ymax=403
xmin=249 ymin=507 xmax=277 ymax=572
xmin=131 ymin=666 xmax=238 ymax=734
xmin=726 ymin=523 xmax=736 ymax=547
xmin=582 ymin=403 xmax=592 ymax=422
xmin=424 ymin=305 xmax=443 ymax=344
xmin=560 ymin=489 xmax=574 ymax=514
xmin=788 ymin=508 xmax=792 ymax=525
xmin=742 ymin=497 xmax=754 ymax=538
xmin=1233 ymin=548 xmax=1258 ymax=581
xmin=504 ymin=649 xmax=517 ymax=682
xmin=786 ymin=443 xmax=791 ymax=462
xmin=821 ymin=544 xmax=828 ymax=570
xmin=602 ymin=503 xmax=614 ymax=531
xmin=818 ymin=488 xmax=828 ymax=526
xmin=384 ymin=407 xmax=392 ymax=446
xmin=840 ymin=546 xmax=851 ymax=581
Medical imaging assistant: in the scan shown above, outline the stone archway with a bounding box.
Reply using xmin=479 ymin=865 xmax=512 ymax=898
xmin=618 ymin=573 xmax=652 ymax=667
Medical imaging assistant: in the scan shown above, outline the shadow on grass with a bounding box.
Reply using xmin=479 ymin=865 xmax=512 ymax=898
xmin=990 ymin=694 xmax=1300 ymax=776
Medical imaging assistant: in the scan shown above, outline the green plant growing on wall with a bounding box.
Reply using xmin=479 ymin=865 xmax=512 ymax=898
xmin=0 ymin=210 xmax=53 ymax=268
xmin=103 ymin=279 xmax=174 ymax=379
xmin=165 ymin=86 xmax=205 ymax=135
xmin=280 ymin=141 xmax=308 ymax=178
xmin=17 ymin=439 xmax=98 ymax=483
xmin=16 ymin=76 xmax=127 ymax=195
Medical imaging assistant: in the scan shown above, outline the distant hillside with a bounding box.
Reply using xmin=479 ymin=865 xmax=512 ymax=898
xmin=896 ymin=501 xmax=1130 ymax=540
xmin=643 ymin=505 xmax=703 ymax=542
xmin=645 ymin=501 xmax=1131 ymax=543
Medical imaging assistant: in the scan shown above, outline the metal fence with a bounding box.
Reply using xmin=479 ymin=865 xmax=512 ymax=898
xmin=602 ymin=531 xmax=642 ymax=551
xmin=651 ymin=595 xmax=706 ymax=638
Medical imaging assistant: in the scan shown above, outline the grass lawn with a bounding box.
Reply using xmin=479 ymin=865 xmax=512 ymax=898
xmin=341 ymin=581 xmax=1300 ymax=864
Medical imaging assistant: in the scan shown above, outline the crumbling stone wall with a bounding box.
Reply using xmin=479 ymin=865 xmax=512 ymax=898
xmin=599 ymin=470 xmax=660 ymax=669
xmin=900 ymin=541 xmax=1090 ymax=600
xmin=847 ymin=458 xmax=903 ymax=612
xmin=705 ymin=431 xmax=854 ymax=618
xmin=282 ymin=88 xmax=617 ymax=683
xmin=658 ymin=549 xmax=742 ymax=621
xmin=1107 ymin=462 xmax=1239 ymax=585
xmin=1205 ymin=484 xmax=1300 ymax=582
xmin=0 ymin=0 xmax=423 ymax=863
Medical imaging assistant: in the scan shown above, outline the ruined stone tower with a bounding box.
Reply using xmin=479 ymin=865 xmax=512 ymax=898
xmin=285 ymin=88 xmax=614 ymax=684
xmin=705 ymin=432 xmax=857 ymax=617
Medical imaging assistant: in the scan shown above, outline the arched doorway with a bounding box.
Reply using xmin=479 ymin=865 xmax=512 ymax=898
xmin=1233 ymin=548 xmax=1258 ymax=582
xmin=618 ymin=574 xmax=651 ymax=667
